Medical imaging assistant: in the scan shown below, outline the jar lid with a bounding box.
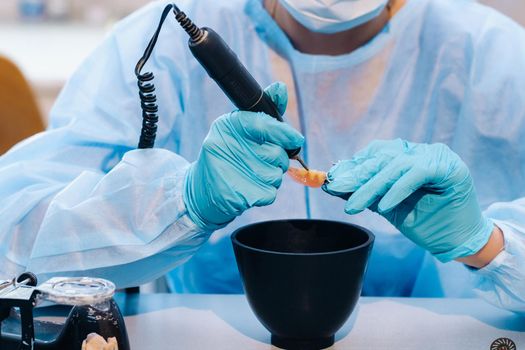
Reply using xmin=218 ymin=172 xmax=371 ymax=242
xmin=37 ymin=277 xmax=115 ymax=306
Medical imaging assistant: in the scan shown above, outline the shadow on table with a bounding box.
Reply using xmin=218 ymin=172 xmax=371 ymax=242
xmin=359 ymin=297 xmax=525 ymax=332
xmin=116 ymin=293 xmax=359 ymax=345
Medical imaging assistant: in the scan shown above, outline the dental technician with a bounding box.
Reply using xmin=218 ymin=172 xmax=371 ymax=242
xmin=0 ymin=0 xmax=523 ymax=313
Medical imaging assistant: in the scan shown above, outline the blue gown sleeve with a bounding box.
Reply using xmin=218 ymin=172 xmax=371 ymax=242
xmin=474 ymin=201 xmax=525 ymax=314
xmin=458 ymin=10 xmax=525 ymax=313
xmin=0 ymin=1 xmax=211 ymax=288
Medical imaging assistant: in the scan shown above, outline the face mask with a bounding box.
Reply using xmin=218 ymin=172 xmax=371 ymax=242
xmin=278 ymin=0 xmax=389 ymax=34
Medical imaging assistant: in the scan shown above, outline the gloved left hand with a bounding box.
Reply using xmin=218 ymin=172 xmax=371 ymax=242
xmin=322 ymin=139 xmax=494 ymax=262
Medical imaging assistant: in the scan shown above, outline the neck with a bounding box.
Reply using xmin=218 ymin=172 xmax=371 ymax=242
xmin=264 ymin=0 xmax=406 ymax=56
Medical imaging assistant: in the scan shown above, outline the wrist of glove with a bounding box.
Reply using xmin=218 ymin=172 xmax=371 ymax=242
xmin=183 ymin=82 xmax=304 ymax=231
xmin=323 ymin=139 xmax=494 ymax=262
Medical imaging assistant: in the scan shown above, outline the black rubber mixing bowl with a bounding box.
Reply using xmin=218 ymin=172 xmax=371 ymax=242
xmin=231 ymin=219 xmax=374 ymax=350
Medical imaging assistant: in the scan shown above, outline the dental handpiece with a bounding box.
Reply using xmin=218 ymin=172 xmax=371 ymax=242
xmin=173 ymin=6 xmax=309 ymax=170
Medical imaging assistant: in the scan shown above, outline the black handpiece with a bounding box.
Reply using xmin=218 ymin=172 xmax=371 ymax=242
xmin=188 ymin=29 xmax=288 ymax=123
xmin=135 ymin=4 xmax=306 ymax=169
xmin=173 ymin=8 xmax=307 ymax=167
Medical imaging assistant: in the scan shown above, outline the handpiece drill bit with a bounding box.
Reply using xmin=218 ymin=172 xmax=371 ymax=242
xmin=294 ymin=156 xmax=309 ymax=171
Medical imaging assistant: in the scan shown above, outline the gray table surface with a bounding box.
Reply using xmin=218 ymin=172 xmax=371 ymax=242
xmin=115 ymin=294 xmax=525 ymax=349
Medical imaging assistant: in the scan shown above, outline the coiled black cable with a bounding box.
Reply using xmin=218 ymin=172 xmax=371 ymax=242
xmin=135 ymin=4 xmax=176 ymax=148
xmin=135 ymin=4 xmax=204 ymax=148
xmin=135 ymin=71 xmax=158 ymax=149
xmin=173 ymin=5 xmax=204 ymax=42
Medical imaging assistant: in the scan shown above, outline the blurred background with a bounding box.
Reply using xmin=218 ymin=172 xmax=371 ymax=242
xmin=0 ymin=0 xmax=149 ymax=22
xmin=0 ymin=0 xmax=524 ymax=131
xmin=0 ymin=0 xmax=152 ymax=129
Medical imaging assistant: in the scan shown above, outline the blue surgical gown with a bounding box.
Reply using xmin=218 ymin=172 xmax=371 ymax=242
xmin=0 ymin=0 xmax=524 ymax=313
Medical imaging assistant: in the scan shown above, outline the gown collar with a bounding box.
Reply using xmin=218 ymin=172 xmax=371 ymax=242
xmin=244 ymin=0 xmax=419 ymax=72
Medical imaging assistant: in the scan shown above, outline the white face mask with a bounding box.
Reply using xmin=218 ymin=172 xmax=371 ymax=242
xmin=278 ymin=0 xmax=389 ymax=34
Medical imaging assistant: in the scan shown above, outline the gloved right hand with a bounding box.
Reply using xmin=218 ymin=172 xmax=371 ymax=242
xmin=184 ymin=82 xmax=304 ymax=231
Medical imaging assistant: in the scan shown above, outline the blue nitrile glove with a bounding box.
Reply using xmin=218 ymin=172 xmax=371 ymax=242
xmin=322 ymin=139 xmax=494 ymax=262
xmin=184 ymin=82 xmax=304 ymax=231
